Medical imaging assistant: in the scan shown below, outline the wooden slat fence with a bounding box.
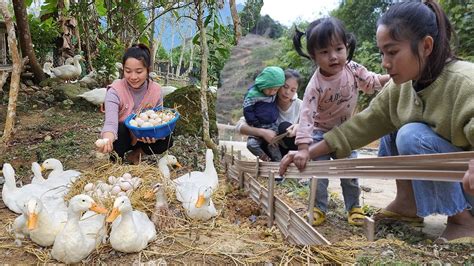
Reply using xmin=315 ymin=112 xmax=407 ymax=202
xmin=221 ymin=147 xmax=474 ymax=245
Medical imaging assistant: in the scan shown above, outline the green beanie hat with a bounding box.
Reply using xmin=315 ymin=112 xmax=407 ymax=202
xmin=254 ymin=66 xmax=285 ymax=91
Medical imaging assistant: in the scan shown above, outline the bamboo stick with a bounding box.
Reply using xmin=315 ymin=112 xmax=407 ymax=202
xmin=307 ymin=177 xmax=318 ymax=224
xmin=268 ymin=171 xmax=275 ymax=227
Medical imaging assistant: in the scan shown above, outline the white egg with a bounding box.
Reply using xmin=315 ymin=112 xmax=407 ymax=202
xmin=129 ymin=119 xmax=138 ymax=127
xmin=135 ymin=118 xmax=144 ymax=127
xmin=132 ymin=177 xmax=142 ymax=189
xmin=95 ymin=139 xmax=105 ymax=148
xmin=119 ymin=181 xmax=133 ymax=191
xmin=96 ymin=182 xmax=108 ymax=192
xmin=111 ymin=185 xmax=122 ymax=194
xmin=102 ymin=184 xmax=112 ymax=192
xmin=108 ymin=175 xmax=117 ymax=184
xmin=149 ymin=119 xmax=159 ymax=126
xmin=139 ymin=113 xmax=149 ymax=121
xmin=145 ymin=110 xmax=155 ymax=116
xmin=122 ymin=173 xmax=132 ymax=180
xmin=141 ymin=122 xmax=153 ymax=128
xmin=117 ymin=191 xmax=127 ymax=197
xmin=84 ymin=183 xmax=95 ymax=192
xmin=96 ymin=189 xmax=103 ymax=198
xmin=149 ymin=113 xmax=158 ymax=119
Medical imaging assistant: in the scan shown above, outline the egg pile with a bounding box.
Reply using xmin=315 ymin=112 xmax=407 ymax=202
xmin=129 ymin=109 xmax=176 ymax=128
xmin=82 ymin=172 xmax=142 ymax=200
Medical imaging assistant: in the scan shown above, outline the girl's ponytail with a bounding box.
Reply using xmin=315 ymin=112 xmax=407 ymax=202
xmin=293 ymin=27 xmax=311 ymax=60
xmin=423 ymin=0 xmax=454 ymax=61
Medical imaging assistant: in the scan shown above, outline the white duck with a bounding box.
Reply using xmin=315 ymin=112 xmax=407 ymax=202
xmin=77 ymin=87 xmax=106 ymax=112
xmin=43 ymin=62 xmax=55 ymax=78
xmin=2 ymin=163 xmax=37 ymax=213
xmin=178 ymin=185 xmax=217 ymax=221
xmin=31 ymin=162 xmax=46 ymax=185
xmin=173 ymin=149 xmax=218 ymax=192
xmin=146 ymin=183 xmax=173 ymax=229
xmin=106 ymin=196 xmax=157 ymax=253
xmin=13 ymin=197 xmax=67 ymax=247
xmin=158 ymin=154 xmax=182 ymax=180
xmin=41 ymin=158 xmax=81 ymax=187
xmin=51 ymin=194 xmax=107 ymax=264
xmin=149 ymin=71 xmax=159 ymax=82
xmin=50 ymin=55 xmax=82 ymax=83
xmin=2 ymin=163 xmax=67 ymax=214
xmin=161 ymin=85 xmax=177 ymax=98
xmin=79 ymin=70 xmax=98 ymax=86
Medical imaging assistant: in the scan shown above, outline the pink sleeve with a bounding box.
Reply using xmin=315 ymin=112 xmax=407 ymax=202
xmin=101 ymin=88 xmax=120 ymax=139
xmin=348 ymin=61 xmax=384 ymax=95
xmin=295 ymin=75 xmax=320 ymax=146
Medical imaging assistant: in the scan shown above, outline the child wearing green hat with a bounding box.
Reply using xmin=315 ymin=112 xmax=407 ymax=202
xmin=243 ymin=66 xmax=285 ymax=162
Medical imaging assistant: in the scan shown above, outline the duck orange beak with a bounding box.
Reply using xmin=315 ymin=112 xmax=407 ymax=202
xmin=89 ymin=203 xmax=108 ymax=214
xmin=27 ymin=213 xmax=38 ymax=230
xmin=144 ymin=189 xmax=155 ymax=199
xmin=106 ymin=207 xmax=121 ymax=223
xmin=175 ymin=162 xmax=182 ymax=168
xmin=195 ymin=194 xmax=205 ymax=208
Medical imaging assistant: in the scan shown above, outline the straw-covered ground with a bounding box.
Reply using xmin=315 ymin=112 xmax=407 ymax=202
xmin=0 ymin=101 xmax=473 ymax=264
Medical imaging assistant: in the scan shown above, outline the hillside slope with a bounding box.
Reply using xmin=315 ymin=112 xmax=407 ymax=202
xmin=217 ymin=34 xmax=281 ymax=124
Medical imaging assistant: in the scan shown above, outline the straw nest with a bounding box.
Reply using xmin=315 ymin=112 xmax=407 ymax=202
xmin=64 ymin=161 xmax=167 ymax=214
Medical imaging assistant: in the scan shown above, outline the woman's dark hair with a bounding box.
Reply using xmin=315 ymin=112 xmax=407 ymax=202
xmin=122 ymin=43 xmax=152 ymax=72
xmin=284 ymin=69 xmax=302 ymax=84
xmin=293 ymin=17 xmax=356 ymax=62
xmin=377 ymin=0 xmax=455 ymax=85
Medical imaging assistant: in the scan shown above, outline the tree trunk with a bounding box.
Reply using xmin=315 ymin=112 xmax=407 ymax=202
xmin=176 ymin=27 xmax=189 ymax=77
xmin=184 ymin=39 xmax=194 ymax=76
xmin=148 ymin=0 xmax=157 ymax=71
xmin=0 ymin=1 xmax=22 ymax=144
xmin=11 ymin=0 xmax=45 ymax=83
xmin=169 ymin=16 xmax=175 ymax=70
xmin=196 ymin=0 xmax=217 ymax=150
xmin=229 ymin=0 xmax=242 ymax=44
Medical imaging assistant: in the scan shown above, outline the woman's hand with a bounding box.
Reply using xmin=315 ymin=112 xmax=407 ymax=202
xmin=462 ymin=159 xmax=474 ymax=195
xmin=137 ymin=137 xmax=158 ymax=144
xmin=286 ymin=123 xmax=299 ymax=137
xmin=96 ymin=132 xmax=114 ymax=153
xmin=259 ymin=128 xmax=277 ymax=143
xmin=278 ymin=149 xmax=310 ymax=175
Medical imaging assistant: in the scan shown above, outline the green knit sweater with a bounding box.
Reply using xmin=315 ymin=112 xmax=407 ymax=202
xmin=324 ymin=60 xmax=474 ymax=158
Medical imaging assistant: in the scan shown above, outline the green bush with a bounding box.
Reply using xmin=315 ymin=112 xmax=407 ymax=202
xmin=28 ymin=16 xmax=59 ymax=63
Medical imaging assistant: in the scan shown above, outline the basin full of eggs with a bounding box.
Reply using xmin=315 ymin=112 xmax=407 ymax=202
xmin=129 ymin=109 xmax=176 ymax=128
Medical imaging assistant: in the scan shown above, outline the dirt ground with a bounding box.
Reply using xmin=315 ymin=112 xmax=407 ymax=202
xmin=1 ymin=99 xmax=473 ymax=264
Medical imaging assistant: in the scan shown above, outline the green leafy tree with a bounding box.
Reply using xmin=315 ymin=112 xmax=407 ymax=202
xmin=28 ymin=16 xmax=59 ymax=64
xmin=331 ymin=0 xmax=389 ymax=45
xmin=440 ymin=0 xmax=474 ymax=62
xmin=239 ymin=0 xmax=263 ymax=35
xmin=252 ymin=15 xmax=285 ymax=39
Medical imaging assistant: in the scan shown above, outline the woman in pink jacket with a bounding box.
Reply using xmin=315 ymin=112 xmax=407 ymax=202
xmin=96 ymin=44 xmax=172 ymax=164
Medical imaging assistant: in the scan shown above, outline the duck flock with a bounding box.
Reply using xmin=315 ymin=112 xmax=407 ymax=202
xmin=1 ymin=149 xmax=218 ymax=264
